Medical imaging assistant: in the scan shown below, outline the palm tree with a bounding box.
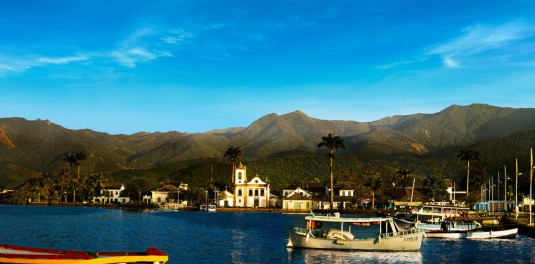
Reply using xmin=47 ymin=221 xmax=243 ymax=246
xmin=62 ymin=154 xmax=77 ymax=179
xmin=317 ymin=133 xmax=346 ymax=210
xmin=223 ymin=146 xmax=242 ymax=183
xmin=75 ymin=152 xmax=87 ymax=180
xmin=62 ymin=152 xmax=86 ymax=203
xmin=456 ymin=147 xmax=481 ymax=195
xmin=366 ymin=176 xmax=383 ymax=210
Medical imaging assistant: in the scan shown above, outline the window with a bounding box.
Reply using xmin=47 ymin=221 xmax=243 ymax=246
xmin=260 ymin=189 xmax=265 ymax=196
xmin=238 ymin=172 xmax=242 ymax=180
xmin=238 ymin=189 xmax=242 ymax=196
xmin=249 ymin=190 xmax=253 ymax=196
xmin=254 ymin=189 xmax=259 ymax=196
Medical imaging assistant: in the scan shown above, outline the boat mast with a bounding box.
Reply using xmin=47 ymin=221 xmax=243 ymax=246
xmin=530 ymin=148 xmax=533 ymax=226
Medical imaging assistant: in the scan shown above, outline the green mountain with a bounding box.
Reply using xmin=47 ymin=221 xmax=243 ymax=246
xmin=1 ymin=104 xmax=534 ymax=190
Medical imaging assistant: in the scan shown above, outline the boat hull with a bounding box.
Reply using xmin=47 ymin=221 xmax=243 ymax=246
xmin=466 ymin=228 xmax=518 ymax=239
xmin=425 ymin=231 xmax=467 ymax=239
xmin=288 ymin=231 xmax=424 ymax=251
xmin=0 ymin=244 xmax=168 ymax=264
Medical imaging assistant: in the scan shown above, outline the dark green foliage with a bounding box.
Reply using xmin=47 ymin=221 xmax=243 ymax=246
xmin=1 ymin=104 xmax=535 ymax=205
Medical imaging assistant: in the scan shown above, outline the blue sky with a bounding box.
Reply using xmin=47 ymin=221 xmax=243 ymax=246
xmin=1 ymin=0 xmax=534 ymax=134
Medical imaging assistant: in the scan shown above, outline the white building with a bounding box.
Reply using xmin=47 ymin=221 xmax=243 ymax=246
xmin=92 ymin=183 xmax=130 ymax=204
xmin=218 ymin=189 xmax=234 ymax=207
xmin=282 ymin=185 xmax=312 ymax=198
xmin=148 ymin=183 xmax=188 ymax=205
xmin=283 ymin=193 xmax=312 ymax=211
xmin=232 ymin=162 xmax=270 ymax=208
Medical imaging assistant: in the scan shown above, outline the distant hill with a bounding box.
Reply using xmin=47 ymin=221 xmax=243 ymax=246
xmin=1 ymin=104 xmax=534 ymax=189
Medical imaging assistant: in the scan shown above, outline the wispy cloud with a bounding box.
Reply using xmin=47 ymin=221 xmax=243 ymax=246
xmin=0 ymin=26 xmax=195 ymax=77
xmin=0 ymin=54 xmax=90 ymax=77
xmin=38 ymin=55 xmax=89 ymax=65
xmin=426 ymin=21 xmax=535 ymax=68
xmin=377 ymin=60 xmax=416 ymax=70
xmin=110 ymin=26 xmax=193 ymax=68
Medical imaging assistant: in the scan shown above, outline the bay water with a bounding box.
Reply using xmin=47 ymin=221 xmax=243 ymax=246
xmin=0 ymin=205 xmax=533 ymax=263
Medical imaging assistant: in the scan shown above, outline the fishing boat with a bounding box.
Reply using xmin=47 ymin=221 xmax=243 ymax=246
xmin=287 ymin=213 xmax=425 ymax=251
xmin=466 ymin=227 xmax=518 ymax=239
xmin=0 ymin=244 xmax=168 ymax=263
xmin=424 ymin=218 xmax=476 ymax=238
xmin=426 ymin=229 xmax=467 ymax=239
xmin=412 ymin=205 xmax=469 ymax=223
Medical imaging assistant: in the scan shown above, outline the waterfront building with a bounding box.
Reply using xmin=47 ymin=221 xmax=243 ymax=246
xmin=282 ymin=185 xmax=312 ymax=198
xmin=232 ymin=162 xmax=270 ymax=208
xmin=147 ymin=182 xmax=188 ymax=205
xmin=92 ymin=183 xmax=130 ymax=204
xmin=218 ymin=189 xmax=234 ymax=207
xmin=283 ymin=192 xmax=312 ymax=210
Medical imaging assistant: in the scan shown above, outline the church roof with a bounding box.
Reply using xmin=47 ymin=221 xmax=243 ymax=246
xmin=237 ymin=162 xmax=245 ymax=169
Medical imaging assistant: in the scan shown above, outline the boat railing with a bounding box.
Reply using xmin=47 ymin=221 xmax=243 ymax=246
xmin=291 ymin=227 xmax=308 ymax=236
xmin=380 ymin=228 xmax=424 ymax=238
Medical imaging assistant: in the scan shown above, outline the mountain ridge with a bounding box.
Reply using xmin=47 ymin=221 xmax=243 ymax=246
xmin=1 ymin=103 xmax=535 ymax=189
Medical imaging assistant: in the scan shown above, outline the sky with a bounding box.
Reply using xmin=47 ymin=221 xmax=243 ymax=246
xmin=0 ymin=0 xmax=534 ymax=135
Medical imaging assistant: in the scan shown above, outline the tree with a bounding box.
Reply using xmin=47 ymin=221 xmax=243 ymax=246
xmin=317 ymin=133 xmax=347 ymax=210
xmin=395 ymin=169 xmax=413 ymax=187
xmin=365 ymin=175 xmax=383 ymax=210
xmin=62 ymin=152 xmax=87 ymax=203
xmin=423 ymin=174 xmax=448 ymax=202
xmin=62 ymin=154 xmax=77 ymax=180
xmin=457 ymin=147 xmax=481 ymax=195
xmin=40 ymin=172 xmax=54 ymax=203
xmin=223 ymin=146 xmax=242 ymax=184
xmin=74 ymin=152 xmax=87 ymax=180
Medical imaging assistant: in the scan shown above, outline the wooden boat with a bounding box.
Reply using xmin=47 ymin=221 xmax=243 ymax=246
xmin=425 ymin=230 xmax=467 ymax=239
xmin=466 ymin=227 xmax=518 ymax=239
xmin=287 ymin=213 xmax=425 ymax=251
xmin=392 ymin=216 xmax=415 ymax=230
xmin=0 ymin=244 xmax=168 ymax=264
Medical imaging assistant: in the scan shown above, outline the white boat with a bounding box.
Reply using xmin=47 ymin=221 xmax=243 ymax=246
xmin=412 ymin=205 xmax=470 ymax=224
xmin=199 ymin=205 xmax=207 ymax=211
xmin=466 ymin=228 xmax=518 ymax=239
xmin=416 ymin=220 xmax=480 ymax=232
xmin=425 ymin=230 xmax=467 ymax=239
xmin=287 ymin=213 xmax=425 ymax=251
xmin=409 ymin=205 xmax=481 ymax=232
xmin=207 ymin=205 xmax=216 ymax=212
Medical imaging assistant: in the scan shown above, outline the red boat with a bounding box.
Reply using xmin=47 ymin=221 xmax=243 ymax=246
xmin=0 ymin=244 xmax=168 ymax=264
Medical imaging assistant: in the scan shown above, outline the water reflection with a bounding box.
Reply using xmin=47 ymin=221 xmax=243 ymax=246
xmin=295 ymin=249 xmax=423 ymax=264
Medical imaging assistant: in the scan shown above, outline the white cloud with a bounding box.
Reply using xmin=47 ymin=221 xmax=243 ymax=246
xmin=0 ymin=25 xmax=196 ymax=76
xmin=377 ymin=60 xmax=416 ymax=70
xmin=162 ymin=29 xmax=194 ymax=44
xmin=443 ymin=56 xmax=459 ymax=68
xmin=426 ymin=21 xmax=535 ymax=67
xmin=38 ymin=55 xmax=88 ymax=64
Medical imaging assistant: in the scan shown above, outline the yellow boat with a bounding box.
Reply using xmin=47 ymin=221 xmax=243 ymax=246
xmin=0 ymin=244 xmax=168 ymax=264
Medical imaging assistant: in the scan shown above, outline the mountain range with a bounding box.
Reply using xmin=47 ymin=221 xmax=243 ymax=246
xmin=1 ymin=103 xmax=534 ymax=189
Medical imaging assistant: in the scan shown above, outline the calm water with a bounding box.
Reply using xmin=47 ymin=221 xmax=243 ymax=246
xmin=0 ymin=205 xmax=534 ymax=263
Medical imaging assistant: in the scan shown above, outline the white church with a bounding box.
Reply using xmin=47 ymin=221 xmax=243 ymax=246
xmin=218 ymin=162 xmax=270 ymax=208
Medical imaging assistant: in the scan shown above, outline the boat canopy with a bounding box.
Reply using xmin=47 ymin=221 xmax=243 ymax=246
xmin=305 ymin=216 xmax=388 ymax=223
